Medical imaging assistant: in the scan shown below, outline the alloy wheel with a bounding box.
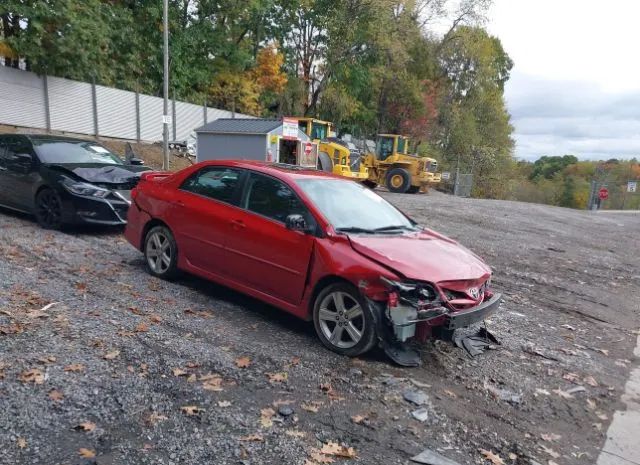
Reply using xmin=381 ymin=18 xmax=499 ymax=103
xmin=317 ymin=291 xmax=365 ymax=349
xmin=146 ymin=231 xmax=172 ymax=274
xmin=36 ymin=190 xmax=62 ymax=228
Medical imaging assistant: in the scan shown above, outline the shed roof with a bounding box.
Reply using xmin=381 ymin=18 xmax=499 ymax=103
xmin=195 ymin=118 xmax=282 ymax=135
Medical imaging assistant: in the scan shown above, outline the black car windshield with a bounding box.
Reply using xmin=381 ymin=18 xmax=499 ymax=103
xmin=32 ymin=139 xmax=123 ymax=165
xmin=296 ymin=179 xmax=416 ymax=232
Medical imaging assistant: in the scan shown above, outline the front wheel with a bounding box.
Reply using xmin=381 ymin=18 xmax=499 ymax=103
xmin=144 ymin=225 xmax=180 ymax=280
xmin=313 ymin=282 xmax=378 ymax=357
xmin=386 ymin=168 xmax=411 ymax=193
xmin=34 ymin=188 xmax=64 ymax=230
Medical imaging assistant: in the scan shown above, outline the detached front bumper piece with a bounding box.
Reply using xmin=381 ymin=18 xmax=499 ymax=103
xmin=446 ymin=293 xmax=502 ymax=330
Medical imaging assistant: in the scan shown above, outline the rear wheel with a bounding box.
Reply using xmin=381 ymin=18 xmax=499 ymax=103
xmin=386 ymin=168 xmax=411 ymax=193
xmin=313 ymin=282 xmax=378 ymax=357
xmin=144 ymin=225 xmax=179 ymax=280
xmin=34 ymin=188 xmax=64 ymax=230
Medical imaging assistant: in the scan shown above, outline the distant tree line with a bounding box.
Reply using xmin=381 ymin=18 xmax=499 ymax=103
xmin=1 ymin=0 xmax=516 ymax=196
xmin=505 ymin=156 xmax=640 ymax=210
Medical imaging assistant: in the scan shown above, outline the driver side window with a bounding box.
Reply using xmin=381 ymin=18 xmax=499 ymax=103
xmin=244 ymin=173 xmax=310 ymax=224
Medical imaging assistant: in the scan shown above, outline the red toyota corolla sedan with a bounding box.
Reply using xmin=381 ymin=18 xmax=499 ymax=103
xmin=125 ymin=161 xmax=501 ymax=364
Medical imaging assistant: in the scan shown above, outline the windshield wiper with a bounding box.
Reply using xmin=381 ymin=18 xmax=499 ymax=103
xmin=335 ymin=226 xmax=376 ymax=234
xmin=373 ymin=225 xmax=416 ymax=232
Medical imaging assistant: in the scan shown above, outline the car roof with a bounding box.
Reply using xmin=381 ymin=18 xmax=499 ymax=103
xmin=195 ymin=160 xmax=347 ymax=181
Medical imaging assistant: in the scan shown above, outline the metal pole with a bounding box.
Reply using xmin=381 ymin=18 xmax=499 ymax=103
xmin=162 ymin=0 xmax=170 ymax=170
xmin=91 ymin=75 xmax=99 ymax=137
xmin=135 ymin=91 xmax=141 ymax=142
xmin=42 ymin=74 xmax=51 ymax=132
xmin=454 ymin=153 xmax=460 ymax=196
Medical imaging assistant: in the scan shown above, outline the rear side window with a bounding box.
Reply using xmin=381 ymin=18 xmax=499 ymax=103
xmin=180 ymin=166 xmax=241 ymax=204
xmin=244 ymin=173 xmax=307 ymax=223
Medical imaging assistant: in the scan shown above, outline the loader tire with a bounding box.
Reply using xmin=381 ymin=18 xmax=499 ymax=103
xmin=386 ymin=168 xmax=411 ymax=193
xmin=407 ymin=186 xmax=420 ymax=194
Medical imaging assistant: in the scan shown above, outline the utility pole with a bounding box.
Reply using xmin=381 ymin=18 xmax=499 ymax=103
xmin=454 ymin=153 xmax=461 ymax=196
xmin=162 ymin=0 xmax=170 ymax=170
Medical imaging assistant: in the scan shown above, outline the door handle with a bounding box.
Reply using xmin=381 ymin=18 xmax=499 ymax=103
xmin=230 ymin=219 xmax=246 ymax=229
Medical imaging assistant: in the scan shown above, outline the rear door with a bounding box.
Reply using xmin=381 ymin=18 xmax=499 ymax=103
xmin=166 ymin=165 xmax=244 ymax=276
xmin=224 ymin=171 xmax=316 ymax=305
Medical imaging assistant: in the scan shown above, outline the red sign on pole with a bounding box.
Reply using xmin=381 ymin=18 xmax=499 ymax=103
xmin=304 ymin=142 xmax=313 ymax=154
xmin=598 ymin=187 xmax=609 ymax=200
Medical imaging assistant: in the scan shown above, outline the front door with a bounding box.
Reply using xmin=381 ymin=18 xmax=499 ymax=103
xmin=1 ymin=136 xmax=37 ymax=211
xmin=225 ymin=172 xmax=315 ymax=305
xmin=167 ymin=165 xmax=244 ymax=276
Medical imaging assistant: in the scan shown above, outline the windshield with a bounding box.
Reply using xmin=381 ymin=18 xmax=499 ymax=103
xmin=376 ymin=137 xmax=394 ymax=160
xmin=311 ymin=122 xmax=328 ymax=140
xmin=32 ymin=140 xmax=123 ymax=165
xmin=397 ymin=137 xmax=406 ymax=154
xmin=296 ymin=179 xmax=415 ymax=232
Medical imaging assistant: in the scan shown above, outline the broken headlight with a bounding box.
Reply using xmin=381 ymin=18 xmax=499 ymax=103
xmin=380 ymin=277 xmax=439 ymax=308
xmin=62 ymin=179 xmax=110 ymax=198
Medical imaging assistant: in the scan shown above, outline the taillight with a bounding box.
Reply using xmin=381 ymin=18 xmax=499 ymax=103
xmin=388 ymin=292 xmax=399 ymax=308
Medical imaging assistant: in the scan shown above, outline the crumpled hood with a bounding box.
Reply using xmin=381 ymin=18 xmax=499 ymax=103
xmin=47 ymin=163 xmax=150 ymax=185
xmin=348 ymin=229 xmax=491 ymax=283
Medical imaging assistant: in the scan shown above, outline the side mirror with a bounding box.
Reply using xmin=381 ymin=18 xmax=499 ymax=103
xmin=285 ymin=214 xmax=309 ymax=233
xmin=129 ymin=157 xmax=144 ymax=166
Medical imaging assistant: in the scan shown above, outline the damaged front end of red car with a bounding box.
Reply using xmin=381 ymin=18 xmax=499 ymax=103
xmin=366 ymin=275 xmax=502 ymax=366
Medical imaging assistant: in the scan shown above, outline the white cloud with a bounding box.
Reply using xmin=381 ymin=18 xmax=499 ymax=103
xmin=487 ymin=0 xmax=640 ymax=160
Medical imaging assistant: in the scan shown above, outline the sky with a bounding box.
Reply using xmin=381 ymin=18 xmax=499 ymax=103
xmin=486 ymin=0 xmax=640 ymax=161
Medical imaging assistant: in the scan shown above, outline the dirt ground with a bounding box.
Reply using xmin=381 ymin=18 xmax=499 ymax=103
xmin=0 ymin=187 xmax=639 ymax=465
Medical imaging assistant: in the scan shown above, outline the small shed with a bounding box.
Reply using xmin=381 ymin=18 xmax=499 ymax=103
xmin=195 ymin=118 xmax=316 ymax=166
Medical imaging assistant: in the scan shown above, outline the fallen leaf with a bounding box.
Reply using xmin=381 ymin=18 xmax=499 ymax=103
xmin=181 ymin=405 xmax=203 ymax=416
xmin=19 ymin=369 xmax=44 ymax=385
xmin=17 ymin=438 xmax=27 ymax=449
xmin=285 ymin=429 xmax=306 ymax=438
xmin=593 ymin=422 xmax=602 ymax=430
xmin=239 ymin=433 xmax=264 ymax=442
xmin=301 ymin=402 xmax=322 ymax=413
xmin=172 ymin=368 xmax=188 ymax=377
xmin=308 ymin=450 xmax=335 ymax=464
xmin=552 ymin=388 xmax=574 ymax=400
xmin=351 ymin=415 xmax=366 ymax=424
xmin=479 ymin=449 xmax=505 ymax=465
xmin=443 ymin=389 xmax=458 ymax=398
xmin=266 ymin=372 xmax=288 ymax=383
xmin=75 ymin=422 xmax=96 ymax=432
xmin=320 ymin=441 xmax=357 ymax=458
xmin=535 ymin=388 xmax=550 ymax=396
xmin=218 ymin=401 xmax=232 ymax=407
xmin=76 ymin=282 xmax=87 ymax=291
xmin=540 ymin=444 xmax=560 ymax=459
xmin=64 ymin=363 xmax=85 ymax=372
xmin=584 ymin=376 xmax=598 ymax=387
xmin=149 ymin=314 xmax=162 ymax=323
xmin=541 ymin=433 xmax=561 ymax=441
xmin=38 ymin=355 xmax=56 ymax=364
xmin=586 ymin=398 xmax=597 ymax=410
xmin=260 ymin=408 xmax=276 ymax=428
xmin=48 ymin=389 xmax=64 ymax=402
xmin=562 ymin=372 xmax=580 ymax=383
xmin=103 ymin=350 xmax=120 ymax=360
xmin=235 ymin=356 xmax=251 ymax=368
xmin=135 ymin=322 xmax=149 ymax=333
xmin=78 ymin=448 xmax=96 ymax=458
xmin=146 ymin=413 xmax=168 ymax=425
xmin=508 ymin=452 xmax=517 ymax=460
xmin=596 ymin=411 xmax=608 ymax=421
xmin=201 ymin=374 xmax=223 ymax=391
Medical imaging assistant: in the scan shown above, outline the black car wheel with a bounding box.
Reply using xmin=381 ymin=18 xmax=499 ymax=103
xmin=313 ymin=282 xmax=378 ymax=357
xmin=35 ymin=188 xmax=64 ymax=230
xmin=385 ymin=168 xmax=411 ymax=193
xmin=144 ymin=225 xmax=180 ymax=280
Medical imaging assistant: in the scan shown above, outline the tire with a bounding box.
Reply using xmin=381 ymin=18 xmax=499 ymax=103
xmin=317 ymin=152 xmax=333 ymax=172
xmin=144 ymin=225 xmax=180 ymax=280
xmin=407 ymin=186 xmax=420 ymax=194
xmin=385 ymin=168 xmax=411 ymax=193
xmin=34 ymin=188 xmax=64 ymax=230
xmin=313 ymin=282 xmax=378 ymax=357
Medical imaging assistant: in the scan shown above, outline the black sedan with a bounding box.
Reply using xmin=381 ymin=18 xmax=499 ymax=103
xmin=0 ymin=134 xmax=151 ymax=229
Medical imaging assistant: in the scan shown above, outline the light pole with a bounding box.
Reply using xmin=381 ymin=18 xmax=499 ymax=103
xmin=162 ymin=0 xmax=170 ymax=170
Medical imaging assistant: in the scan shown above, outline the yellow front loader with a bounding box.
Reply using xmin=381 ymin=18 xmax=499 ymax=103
xmin=294 ymin=117 xmax=369 ymax=181
xmin=362 ymin=134 xmax=440 ymax=194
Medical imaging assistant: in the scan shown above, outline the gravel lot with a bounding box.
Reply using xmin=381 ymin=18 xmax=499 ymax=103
xmin=0 ymin=191 xmax=638 ymax=465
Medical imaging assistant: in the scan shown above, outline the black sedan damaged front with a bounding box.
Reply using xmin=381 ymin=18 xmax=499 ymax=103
xmin=50 ymin=164 xmax=150 ymax=225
